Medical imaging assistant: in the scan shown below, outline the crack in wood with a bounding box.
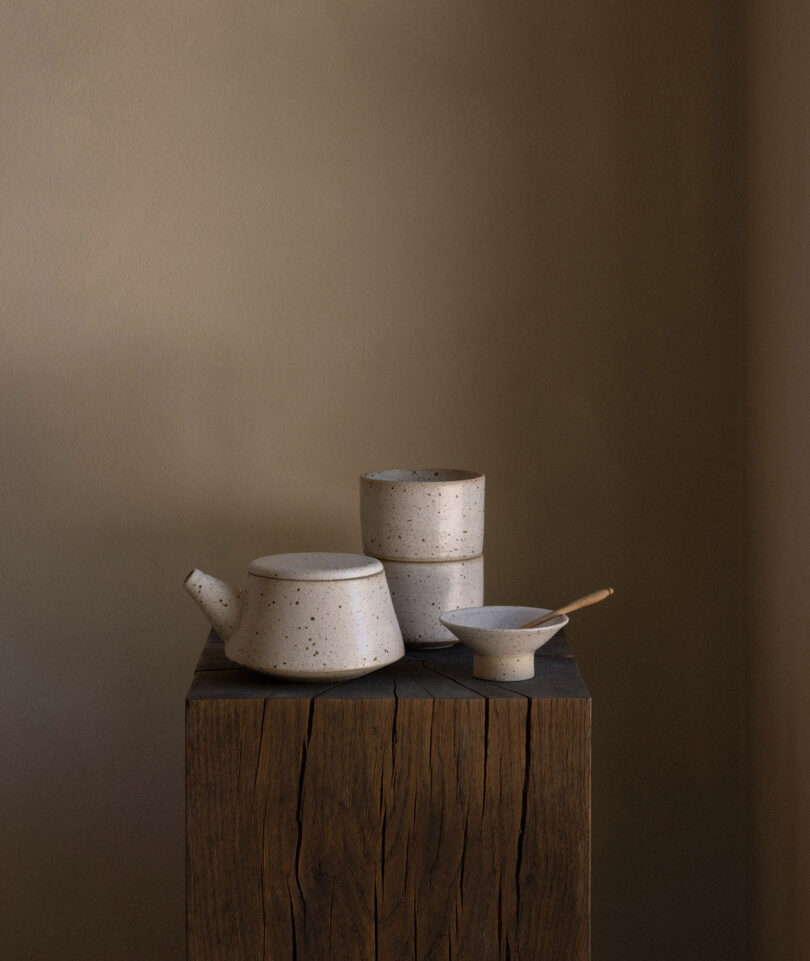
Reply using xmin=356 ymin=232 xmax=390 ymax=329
xmin=327 ymin=881 xmax=335 ymax=961
xmin=410 ymin=674 xmax=436 ymax=697
xmin=497 ymin=872 xmax=504 ymax=960
xmin=515 ymin=700 xmax=532 ymax=928
xmin=404 ymin=770 xmax=418 ymax=958
xmin=380 ymin=810 xmax=387 ymax=892
xmin=311 ymin=680 xmax=354 ymax=700
xmin=236 ymin=721 xmax=245 ymax=792
xmin=253 ymin=700 xmax=267 ymax=806
xmin=379 ymin=680 xmax=396 ymax=914
xmin=459 ymin=810 xmax=469 ymax=909
xmin=373 ymin=878 xmax=380 ymax=961
xmin=293 ymin=699 xmax=315 ymax=919
xmin=436 ymin=792 xmax=446 ymax=868
xmin=428 ymin=699 xmax=436 ymax=787
xmin=391 ymin=677 xmax=399 ymax=749
xmin=483 ymin=698 xmax=490 ymax=810
xmin=288 ymin=889 xmax=298 ymax=961
xmin=254 ymin=700 xmax=268 ymax=961
xmin=418 ymin=659 xmax=487 ymax=698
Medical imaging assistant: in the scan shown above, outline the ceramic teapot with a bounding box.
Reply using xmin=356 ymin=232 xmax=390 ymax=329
xmin=184 ymin=552 xmax=404 ymax=682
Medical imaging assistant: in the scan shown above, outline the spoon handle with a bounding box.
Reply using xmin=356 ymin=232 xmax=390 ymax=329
xmin=519 ymin=588 xmax=614 ymax=629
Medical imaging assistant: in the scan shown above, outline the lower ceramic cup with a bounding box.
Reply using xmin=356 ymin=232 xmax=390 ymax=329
xmin=439 ymin=606 xmax=568 ymax=681
xmin=382 ymin=555 xmax=484 ymax=649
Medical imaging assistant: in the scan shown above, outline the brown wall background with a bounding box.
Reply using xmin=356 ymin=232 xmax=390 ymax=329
xmin=748 ymin=0 xmax=810 ymax=958
xmin=1 ymin=3 xmax=746 ymax=959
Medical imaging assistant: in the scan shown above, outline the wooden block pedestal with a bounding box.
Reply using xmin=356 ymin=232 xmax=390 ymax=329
xmin=186 ymin=632 xmax=590 ymax=961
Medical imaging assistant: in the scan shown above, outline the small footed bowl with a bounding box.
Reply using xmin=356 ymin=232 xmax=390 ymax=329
xmin=439 ymin=606 xmax=568 ymax=681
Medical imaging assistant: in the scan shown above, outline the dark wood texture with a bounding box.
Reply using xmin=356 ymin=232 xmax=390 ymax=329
xmin=187 ymin=632 xmax=590 ymax=961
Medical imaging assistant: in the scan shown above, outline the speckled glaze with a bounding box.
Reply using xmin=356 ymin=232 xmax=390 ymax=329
xmin=360 ymin=469 xmax=485 ymax=562
xmin=184 ymin=553 xmax=404 ymax=681
xmin=439 ymin=606 xmax=568 ymax=681
xmin=383 ymin=555 xmax=483 ymax=648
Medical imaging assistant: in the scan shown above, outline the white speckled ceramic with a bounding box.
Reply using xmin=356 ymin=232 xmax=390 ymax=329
xmin=439 ymin=606 xmax=568 ymax=681
xmin=184 ymin=553 xmax=404 ymax=681
xmin=360 ymin=469 xmax=485 ymax=561
xmin=383 ymin=555 xmax=484 ymax=649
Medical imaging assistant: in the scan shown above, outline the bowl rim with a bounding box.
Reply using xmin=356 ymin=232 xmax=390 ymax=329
xmin=439 ymin=605 xmax=569 ymax=632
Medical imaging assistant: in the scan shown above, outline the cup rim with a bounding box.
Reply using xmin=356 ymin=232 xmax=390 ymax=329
xmin=360 ymin=467 xmax=484 ymax=485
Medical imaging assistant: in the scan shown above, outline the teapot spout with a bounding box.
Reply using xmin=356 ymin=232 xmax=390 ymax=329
xmin=184 ymin=569 xmax=241 ymax=640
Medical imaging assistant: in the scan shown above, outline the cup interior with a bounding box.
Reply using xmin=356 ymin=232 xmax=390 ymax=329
xmin=362 ymin=468 xmax=482 ymax=484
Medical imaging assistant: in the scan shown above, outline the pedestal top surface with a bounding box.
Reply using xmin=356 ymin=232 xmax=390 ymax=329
xmin=187 ymin=631 xmax=590 ymax=701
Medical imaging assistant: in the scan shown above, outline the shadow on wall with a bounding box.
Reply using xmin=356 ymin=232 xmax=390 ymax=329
xmin=0 ymin=338 xmax=356 ymax=959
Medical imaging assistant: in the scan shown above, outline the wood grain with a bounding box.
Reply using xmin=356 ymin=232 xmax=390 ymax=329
xmin=187 ymin=633 xmax=591 ymax=960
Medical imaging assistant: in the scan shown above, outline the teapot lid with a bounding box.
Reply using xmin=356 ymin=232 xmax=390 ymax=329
xmin=248 ymin=552 xmax=384 ymax=582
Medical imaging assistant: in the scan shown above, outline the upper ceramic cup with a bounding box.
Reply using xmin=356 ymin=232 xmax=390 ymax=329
xmin=360 ymin=468 xmax=485 ymax=561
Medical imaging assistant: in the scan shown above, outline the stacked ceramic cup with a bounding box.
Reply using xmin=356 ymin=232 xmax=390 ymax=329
xmin=359 ymin=469 xmax=485 ymax=648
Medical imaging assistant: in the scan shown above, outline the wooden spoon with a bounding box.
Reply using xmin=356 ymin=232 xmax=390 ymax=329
xmin=518 ymin=588 xmax=614 ymax=629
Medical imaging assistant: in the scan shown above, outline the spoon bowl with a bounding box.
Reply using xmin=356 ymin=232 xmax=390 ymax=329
xmin=439 ymin=605 xmax=568 ymax=681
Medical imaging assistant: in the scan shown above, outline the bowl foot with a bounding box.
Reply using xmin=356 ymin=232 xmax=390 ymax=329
xmin=473 ymin=653 xmax=535 ymax=681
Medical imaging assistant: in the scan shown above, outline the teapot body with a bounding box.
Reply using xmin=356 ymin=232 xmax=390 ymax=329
xmin=225 ymin=554 xmax=404 ymax=681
